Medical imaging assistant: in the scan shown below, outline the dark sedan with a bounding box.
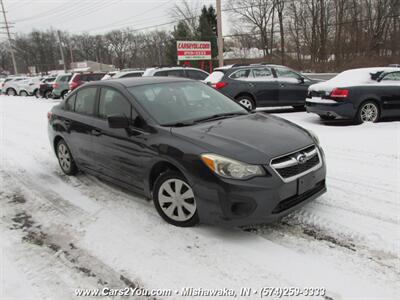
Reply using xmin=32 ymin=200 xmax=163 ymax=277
xmin=204 ymin=64 xmax=320 ymax=110
xmin=48 ymin=77 xmax=326 ymax=227
xmin=306 ymin=69 xmax=400 ymax=123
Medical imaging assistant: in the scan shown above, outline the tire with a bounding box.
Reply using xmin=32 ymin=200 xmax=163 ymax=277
xmin=355 ymin=101 xmax=380 ymax=124
xmin=61 ymin=90 xmax=69 ymax=99
xmin=56 ymin=139 xmax=78 ymax=175
xmin=236 ymin=95 xmax=255 ymax=110
xmin=33 ymin=89 xmax=40 ymax=98
xmin=44 ymin=90 xmax=53 ymax=99
xmin=19 ymin=90 xmax=28 ymax=97
xmin=319 ymin=115 xmax=336 ymax=121
xmin=153 ymin=171 xmax=199 ymax=227
xmin=6 ymin=88 xmax=16 ymax=96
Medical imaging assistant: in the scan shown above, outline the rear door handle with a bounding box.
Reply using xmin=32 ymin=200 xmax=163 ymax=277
xmin=91 ymin=129 xmax=102 ymax=136
xmin=64 ymin=120 xmax=71 ymax=126
xmin=248 ymin=83 xmax=255 ymax=87
xmin=280 ymin=83 xmax=285 ymax=87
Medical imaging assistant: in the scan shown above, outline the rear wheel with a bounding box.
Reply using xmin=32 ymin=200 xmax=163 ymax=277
xmin=6 ymin=88 xmax=16 ymax=96
xmin=153 ymin=171 xmax=199 ymax=227
xmin=44 ymin=90 xmax=53 ymax=99
xmin=56 ymin=140 xmax=78 ymax=175
xmin=19 ymin=90 xmax=28 ymax=97
xmin=236 ymin=95 xmax=255 ymax=110
xmin=355 ymin=101 xmax=380 ymax=123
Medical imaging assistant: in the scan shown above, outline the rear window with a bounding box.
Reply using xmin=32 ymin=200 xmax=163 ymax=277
xmin=89 ymin=74 xmax=105 ymax=81
xmin=60 ymin=75 xmax=71 ymax=82
xmin=154 ymin=70 xmax=185 ymax=78
xmin=204 ymin=71 xmax=224 ymax=83
xmin=186 ymin=70 xmax=208 ymax=80
xmin=121 ymin=72 xmax=143 ymax=78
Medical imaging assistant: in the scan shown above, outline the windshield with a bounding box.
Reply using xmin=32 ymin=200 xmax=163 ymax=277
xmin=128 ymin=81 xmax=247 ymax=126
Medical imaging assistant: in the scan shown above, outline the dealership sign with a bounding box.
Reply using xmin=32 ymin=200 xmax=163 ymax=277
xmin=177 ymin=41 xmax=212 ymax=61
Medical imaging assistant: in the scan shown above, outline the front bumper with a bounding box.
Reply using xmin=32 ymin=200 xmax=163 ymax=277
xmin=192 ymin=149 xmax=327 ymax=227
xmin=305 ymin=98 xmax=356 ymax=119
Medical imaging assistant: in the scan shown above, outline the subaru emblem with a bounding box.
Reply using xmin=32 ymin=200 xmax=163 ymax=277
xmin=296 ymin=153 xmax=307 ymax=164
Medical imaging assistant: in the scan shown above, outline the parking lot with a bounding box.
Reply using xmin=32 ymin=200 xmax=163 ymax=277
xmin=1 ymin=95 xmax=398 ymax=299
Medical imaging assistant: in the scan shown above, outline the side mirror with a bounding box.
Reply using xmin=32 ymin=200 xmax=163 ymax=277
xmin=108 ymin=115 xmax=129 ymax=129
xmin=298 ymin=77 xmax=305 ymax=84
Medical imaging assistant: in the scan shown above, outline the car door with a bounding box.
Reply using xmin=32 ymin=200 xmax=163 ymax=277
xmin=89 ymin=86 xmax=148 ymax=191
xmin=274 ymin=67 xmax=309 ymax=105
xmin=247 ymin=67 xmax=279 ymax=106
xmin=379 ymin=71 xmax=400 ymax=116
xmin=62 ymin=87 xmax=99 ymax=171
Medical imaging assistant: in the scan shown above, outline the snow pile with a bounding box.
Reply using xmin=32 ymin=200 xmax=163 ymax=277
xmin=223 ymin=47 xmax=264 ymax=59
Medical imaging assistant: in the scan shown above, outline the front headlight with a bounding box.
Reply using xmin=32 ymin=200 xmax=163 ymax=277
xmin=201 ymin=153 xmax=265 ymax=180
xmin=307 ymin=130 xmax=320 ymax=146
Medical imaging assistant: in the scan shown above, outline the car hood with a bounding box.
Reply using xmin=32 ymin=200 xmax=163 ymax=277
xmin=171 ymin=113 xmax=314 ymax=164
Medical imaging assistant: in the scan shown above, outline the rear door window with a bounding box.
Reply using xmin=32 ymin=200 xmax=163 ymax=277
xmin=382 ymin=72 xmax=400 ymax=81
xmin=74 ymin=87 xmax=97 ymax=115
xmin=250 ymin=68 xmax=274 ymax=81
xmin=98 ymin=88 xmax=131 ymax=119
xmin=229 ymin=69 xmax=251 ymax=80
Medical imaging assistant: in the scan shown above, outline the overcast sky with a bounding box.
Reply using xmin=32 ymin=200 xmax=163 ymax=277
xmin=2 ymin=0 xmax=231 ymax=37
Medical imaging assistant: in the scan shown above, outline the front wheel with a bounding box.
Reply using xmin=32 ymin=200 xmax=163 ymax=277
xmin=153 ymin=171 xmax=199 ymax=227
xmin=236 ymin=96 xmax=255 ymax=110
xmin=355 ymin=101 xmax=380 ymax=123
xmin=56 ymin=140 xmax=78 ymax=175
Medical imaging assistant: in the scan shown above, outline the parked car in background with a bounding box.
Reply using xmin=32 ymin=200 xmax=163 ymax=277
xmin=0 ymin=77 xmax=7 ymax=93
xmin=204 ymin=64 xmax=320 ymax=110
xmin=2 ymin=76 xmax=28 ymax=96
xmin=388 ymin=64 xmax=400 ymax=68
xmin=101 ymin=71 xmax=118 ymax=80
xmin=306 ymin=67 xmax=400 ymax=123
xmin=111 ymin=70 xmax=144 ymax=79
xmin=52 ymin=73 xmax=72 ymax=99
xmin=16 ymin=77 xmax=43 ymax=96
xmin=69 ymin=72 xmax=106 ymax=92
xmin=48 ymin=77 xmax=326 ymax=227
xmin=39 ymin=76 xmax=57 ymax=99
xmin=143 ymin=66 xmax=209 ymax=81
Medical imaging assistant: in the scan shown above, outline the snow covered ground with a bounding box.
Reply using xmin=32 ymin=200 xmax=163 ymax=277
xmin=0 ymin=96 xmax=399 ymax=300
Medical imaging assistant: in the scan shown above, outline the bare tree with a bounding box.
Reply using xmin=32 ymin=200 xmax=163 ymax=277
xmin=170 ymin=0 xmax=200 ymax=36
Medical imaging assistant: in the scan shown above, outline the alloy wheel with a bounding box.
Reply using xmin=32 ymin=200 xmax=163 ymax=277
xmin=360 ymin=103 xmax=378 ymax=122
xmin=239 ymin=99 xmax=253 ymax=110
xmin=158 ymin=179 xmax=196 ymax=222
xmin=58 ymin=143 xmax=71 ymax=172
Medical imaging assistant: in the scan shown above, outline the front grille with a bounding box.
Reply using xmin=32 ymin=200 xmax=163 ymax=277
xmin=270 ymin=145 xmax=321 ymax=182
xmin=272 ymin=180 xmax=326 ymax=214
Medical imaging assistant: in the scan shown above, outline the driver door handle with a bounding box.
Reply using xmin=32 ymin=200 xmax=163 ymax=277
xmin=280 ymin=83 xmax=286 ymax=87
xmin=91 ymin=129 xmax=102 ymax=136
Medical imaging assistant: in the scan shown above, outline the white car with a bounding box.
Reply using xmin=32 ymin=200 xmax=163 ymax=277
xmin=111 ymin=70 xmax=144 ymax=79
xmin=2 ymin=76 xmax=28 ymax=96
xmin=16 ymin=77 xmax=43 ymax=96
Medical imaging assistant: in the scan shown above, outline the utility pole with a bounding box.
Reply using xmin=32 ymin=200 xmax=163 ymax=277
xmin=216 ymin=0 xmax=224 ymax=67
xmin=57 ymin=30 xmax=67 ymax=73
xmin=0 ymin=0 xmax=17 ymax=74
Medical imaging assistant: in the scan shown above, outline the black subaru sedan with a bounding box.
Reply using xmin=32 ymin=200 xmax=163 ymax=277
xmin=48 ymin=77 xmax=326 ymax=227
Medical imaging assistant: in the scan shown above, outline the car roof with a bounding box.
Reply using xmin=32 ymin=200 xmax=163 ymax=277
xmin=214 ymin=64 xmax=288 ymax=72
xmin=87 ymin=76 xmax=192 ymax=88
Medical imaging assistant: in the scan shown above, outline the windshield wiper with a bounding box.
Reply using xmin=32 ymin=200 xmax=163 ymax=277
xmin=162 ymin=121 xmax=195 ymax=127
xmin=193 ymin=112 xmax=248 ymax=123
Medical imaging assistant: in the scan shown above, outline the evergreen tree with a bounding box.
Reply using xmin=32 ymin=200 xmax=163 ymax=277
xmin=197 ymin=5 xmax=218 ymax=63
xmin=166 ymin=21 xmax=192 ymax=65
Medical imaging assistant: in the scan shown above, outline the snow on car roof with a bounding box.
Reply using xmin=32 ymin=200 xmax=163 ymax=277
xmin=309 ymin=67 xmax=398 ymax=91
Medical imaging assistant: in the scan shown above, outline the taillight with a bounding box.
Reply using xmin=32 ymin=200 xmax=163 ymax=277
xmin=47 ymin=112 xmax=52 ymax=122
xmin=214 ymin=82 xmax=228 ymax=90
xmin=330 ymin=88 xmax=349 ymax=99
xmin=70 ymin=81 xmax=79 ymax=91
xmin=53 ymin=83 xmax=59 ymax=89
